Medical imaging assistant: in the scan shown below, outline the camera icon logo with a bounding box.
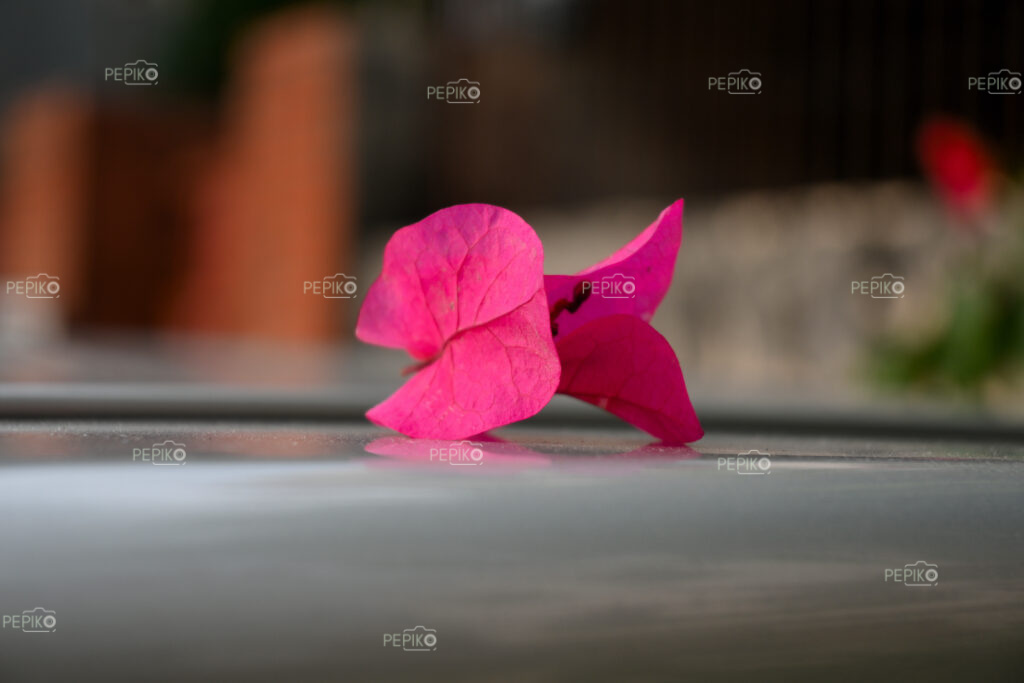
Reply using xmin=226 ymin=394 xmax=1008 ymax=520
xmin=124 ymin=59 xmax=159 ymax=85
xmin=988 ymin=68 xmax=1021 ymax=94
xmin=600 ymin=273 xmax=635 ymax=298
xmin=402 ymin=625 xmax=438 ymax=651
xmin=155 ymin=440 xmax=187 ymax=466
xmin=323 ymin=273 xmax=358 ymax=299
xmin=739 ymin=450 xmax=771 ymax=474
xmin=903 ymin=560 xmax=939 ymax=587
xmin=25 ymin=273 xmax=60 ymax=299
xmin=20 ymin=607 xmax=57 ymax=633
xmin=869 ymin=273 xmax=904 ymax=299
xmin=744 ymin=450 xmax=772 ymax=474
xmin=446 ymin=78 xmax=481 ymax=103
xmin=727 ymin=69 xmax=762 ymax=95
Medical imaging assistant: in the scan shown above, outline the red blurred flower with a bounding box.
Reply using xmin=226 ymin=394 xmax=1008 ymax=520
xmin=917 ymin=117 xmax=999 ymax=224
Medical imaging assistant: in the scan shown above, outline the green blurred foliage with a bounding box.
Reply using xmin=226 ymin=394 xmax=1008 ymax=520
xmin=870 ymin=227 xmax=1024 ymax=397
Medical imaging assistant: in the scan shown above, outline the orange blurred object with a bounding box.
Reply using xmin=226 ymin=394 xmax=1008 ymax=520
xmin=0 ymin=6 xmax=358 ymax=344
xmin=168 ymin=6 xmax=359 ymax=342
xmin=0 ymin=90 xmax=91 ymax=317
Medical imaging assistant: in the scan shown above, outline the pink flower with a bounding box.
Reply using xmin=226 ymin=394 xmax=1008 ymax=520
xmin=917 ymin=117 xmax=998 ymax=223
xmin=357 ymin=201 xmax=702 ymax=444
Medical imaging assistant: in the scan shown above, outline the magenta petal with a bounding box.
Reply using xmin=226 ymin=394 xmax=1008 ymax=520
xmin=366 ymin=291 xmax=559 ymax=440
xmin=357 ymin=204 xmax=548 ymax=361
xmin=545 ymin=199 xmax=683 ymax=340
xmin=355 ymin=204 xmax=560 ymax=439
xmin=556 ymin=314 xmax=702 ymax=444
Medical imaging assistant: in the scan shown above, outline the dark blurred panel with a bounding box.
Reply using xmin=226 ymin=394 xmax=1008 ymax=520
xmin=418 ymin=0 xmax=1023 ymax=210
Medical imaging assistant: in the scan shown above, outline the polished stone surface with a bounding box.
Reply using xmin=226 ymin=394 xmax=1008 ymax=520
xmin=1 ymin=421 xmax=1023 ymax=681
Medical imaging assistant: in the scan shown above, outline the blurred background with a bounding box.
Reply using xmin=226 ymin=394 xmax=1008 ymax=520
xmin=1 ymin=0 xmax=1023 ymax=421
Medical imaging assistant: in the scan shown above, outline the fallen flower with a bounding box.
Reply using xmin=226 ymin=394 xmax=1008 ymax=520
xmin=357 ymin=200 xmax=702 ymax=444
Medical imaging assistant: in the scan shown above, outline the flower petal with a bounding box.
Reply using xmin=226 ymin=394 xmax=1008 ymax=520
xmin=366 ymin=291 xmax=559 ymax=439
xmin=556 ymin=314 xmax=702 ymax=444
xmin=357 ymin=204 xmax=547 ymax=360
xmin=545 ymin=199 xmax=683 ymax=340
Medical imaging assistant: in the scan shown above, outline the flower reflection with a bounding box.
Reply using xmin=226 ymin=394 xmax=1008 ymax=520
xmin=365 ymin=434 xmax=551 ymax=469
xmin=364 ymin=433 xmax=701 ymax=470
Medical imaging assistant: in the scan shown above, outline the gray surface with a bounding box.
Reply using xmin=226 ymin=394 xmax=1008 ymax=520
xmin=4 ymin=339 xmax=1023 ymax=441
xmin=4 ymin=383 xmax=1024 ymax=446
xmin=1 ymin=421 xmax=1023 ymax=682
